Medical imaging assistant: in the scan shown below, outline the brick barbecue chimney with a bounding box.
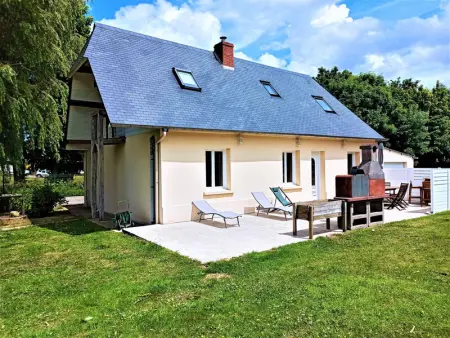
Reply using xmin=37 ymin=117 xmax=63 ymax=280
xmin=214 ymin=36 xmax=234 ymax=69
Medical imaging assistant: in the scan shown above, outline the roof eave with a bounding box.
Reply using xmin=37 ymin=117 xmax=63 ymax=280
xmin=110 ymin=123 xmax=385 ymax=141
xmin=67 ymin=57 xmax=88 ymax=79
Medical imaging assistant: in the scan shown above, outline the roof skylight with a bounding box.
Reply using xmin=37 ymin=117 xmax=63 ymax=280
xmin=173 ymin=68 xmax=201 ymax=91
xmin=313 ymin=96 xmax=335 ymax=113
xmin=261 ymin=81 xmax=280 ymax=97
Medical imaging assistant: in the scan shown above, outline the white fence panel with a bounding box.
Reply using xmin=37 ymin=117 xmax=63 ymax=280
xmin=410 ymin=168 xmax=431 ymax=197
xmin=431 ymin=169 xmax=450 ymax=213
xmin=384 ymin=168 xmax=408 ymax=187
xmin=384 ymin=168 xmax=433 ymax=198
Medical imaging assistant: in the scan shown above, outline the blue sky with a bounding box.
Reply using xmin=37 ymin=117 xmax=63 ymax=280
xmin=88 ymin=0 xmax=450 ymax=86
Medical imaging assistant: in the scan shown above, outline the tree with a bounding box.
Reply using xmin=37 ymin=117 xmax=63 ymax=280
xmin=421 ymin=82 xmax=450 ymax=167
xmin=0 ymin=0 xmax=92 ymax=176
xmin=314 ymin=67 xmax=450 ymax=167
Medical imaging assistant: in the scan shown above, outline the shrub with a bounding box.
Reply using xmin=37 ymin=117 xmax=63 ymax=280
xmin=29 ymin=184 xmax=66 ymax=217
xmin=8 ymin=181 xmax=66 ymax=216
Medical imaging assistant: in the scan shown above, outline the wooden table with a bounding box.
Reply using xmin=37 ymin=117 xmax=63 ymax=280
xmin=334 ymin=196 xmax=384 ymax=230
xmin=385 ymin=186 xmax=398 ymax=194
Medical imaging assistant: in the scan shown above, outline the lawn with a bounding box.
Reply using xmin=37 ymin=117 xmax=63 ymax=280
xmin=1 ymin=214 xmax=449 ymax=337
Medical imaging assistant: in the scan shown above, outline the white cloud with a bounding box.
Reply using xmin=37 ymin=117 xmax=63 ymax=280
xmin=99 ymin=0 xmax=450 ymax=86
xmin=234 ymin=51 xmax=252 ymax=61
xmin=285 ymin=1 xmax=449 ymax=85
xmin=235 ymin=51 xmax=287 ymax=68
xmin=364 ymin=54 xmax=387 ymax=70
xmin=360 ymin=44 xmax=450 ymax=86
xmin=258 ymin=53 xmax=288 ymax=68
xmin=311 ymin=4 xmax=353 ymax=27
xmin=99 ymin=0 xmax=221 ymax=50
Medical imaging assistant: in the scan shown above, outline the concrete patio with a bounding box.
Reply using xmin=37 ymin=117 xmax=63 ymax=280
xmin=124 ymin=205 xmax=431 ymax=263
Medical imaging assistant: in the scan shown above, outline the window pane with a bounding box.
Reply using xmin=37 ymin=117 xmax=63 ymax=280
xmin=214 ymin=151 xmax=223 ymax=187
xmin=178 ymin=71 xmax=198 ymax=87
xmin=316 ymin=98 xmax=333 ymax=112
xmin=206 ymin=151 xmax=212 ymax=187
xmin=264 ymin=84 xmax=276 ymax=95
xmin=286 ymin=153 xmax=293 ymax=183
xmin=311 ymin=158 xmax=316 ymax=186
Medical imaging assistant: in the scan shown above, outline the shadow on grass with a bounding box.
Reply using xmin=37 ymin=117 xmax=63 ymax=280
xmin=33 ymin=215 xmax=108 ymax=236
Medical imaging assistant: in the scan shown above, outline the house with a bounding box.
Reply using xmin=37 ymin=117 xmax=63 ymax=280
xmin=383 ymin=148 xmax=415 ymax=168
xmin=66 ymin=23 xmax=384 ymax=224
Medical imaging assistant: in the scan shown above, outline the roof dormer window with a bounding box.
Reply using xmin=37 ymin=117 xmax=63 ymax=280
xmin=173 ymin=68 xmax=201 ymax=91
xmin=313 ymin=96 xmax=335 ymax=113
xmin=261 ymin=81 xmax=280 ymax=97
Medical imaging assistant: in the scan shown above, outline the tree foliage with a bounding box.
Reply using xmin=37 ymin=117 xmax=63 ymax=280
xmin=315 ymin=67 xmax=450 ymax=167
xmin=0 ymin=0 xmax=92 ymax=171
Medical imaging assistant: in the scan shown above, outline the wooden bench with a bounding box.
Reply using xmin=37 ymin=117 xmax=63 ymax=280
xmin=293 ymin=199 xmax=347 ymax=239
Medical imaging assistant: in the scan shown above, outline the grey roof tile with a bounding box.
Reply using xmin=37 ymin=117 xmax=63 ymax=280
xmin=84 ymin=23 xmax=384 ymax=140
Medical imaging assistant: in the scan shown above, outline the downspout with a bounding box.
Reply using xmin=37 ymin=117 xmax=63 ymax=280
xmin=156 ymin=128 xmax=168 ymax=224
xmin=157 ymin=128 xmax=168 ymax=144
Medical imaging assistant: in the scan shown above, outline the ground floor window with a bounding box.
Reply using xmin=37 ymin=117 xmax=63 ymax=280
xmin=282 ymin=152 xmax=294 ymax=183
xmin=206 ymin=151 xmax=226 ymax=188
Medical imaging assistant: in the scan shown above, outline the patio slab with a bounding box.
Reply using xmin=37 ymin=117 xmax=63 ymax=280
xmin=124 ymin=205 xmax=430 ymax=263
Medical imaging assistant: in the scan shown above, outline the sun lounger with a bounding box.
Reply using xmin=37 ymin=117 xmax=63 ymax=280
xmin=192 ymin=200 xmax=241 ymax=228
xmin=251 ymin=191 xmax=292 ymax=220
xmin=270 ymin=187 xmax=294 ymax=208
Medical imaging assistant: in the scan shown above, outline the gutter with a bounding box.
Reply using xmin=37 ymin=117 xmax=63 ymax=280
xmin=157 ymin=128 xmax=168 ymax=144
xmin=110 ymin=124 xmax=386 ymax=142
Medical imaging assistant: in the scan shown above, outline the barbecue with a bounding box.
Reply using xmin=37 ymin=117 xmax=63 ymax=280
xmin=336 ymin=145 xmax=385 ymax=198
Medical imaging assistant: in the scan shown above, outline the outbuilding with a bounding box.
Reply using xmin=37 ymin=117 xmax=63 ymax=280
xmin=383 ymin=148 xmax=415 ymax=169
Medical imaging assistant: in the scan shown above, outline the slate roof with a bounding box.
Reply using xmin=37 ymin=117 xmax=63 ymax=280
xmin=82 ymin=23 xmax=384 ymax=140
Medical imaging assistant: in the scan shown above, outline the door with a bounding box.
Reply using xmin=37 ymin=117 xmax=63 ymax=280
xmin=311 ymin=152 xmax=321 ymax=199
xmin=347 ymin=153 xmax=355 ymax=174
xmin=149 ymin=136 xmax=156 ymax=224
xmin=383 ymin=162 xmax=406 ymax=169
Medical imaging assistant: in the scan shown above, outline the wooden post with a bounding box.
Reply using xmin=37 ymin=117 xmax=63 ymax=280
xmin=90 ymin=114 xmax=98 ymax=219
xmin=341 ymin=201 xmax=347 ymax=232
xmin=347 ymin=202 xmax=353 ymax=230
xmin=308 ymin=205 xmax=314 ymax=240
xmin=83 ymin=151 xmax=89 ymax=207
xmin=292 ymin=203 xmax=297 ymax=236
xmin=366 ymin=201 xmax=370 ymax=227
xmin=97 ymin=113 xmax=105 ymax=221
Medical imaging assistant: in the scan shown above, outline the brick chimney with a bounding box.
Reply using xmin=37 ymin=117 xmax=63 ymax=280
xmin=214 ymin=36 xmax=234 ymax=69
xmin=360 ymin=145 xmax=378 ymax=163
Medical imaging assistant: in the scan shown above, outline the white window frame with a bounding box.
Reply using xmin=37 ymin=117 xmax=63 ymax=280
xmin=282 ymin=152 xmax=296 ymax=184
xmin=206 ymin=150 xmax=227 ymax=190
xmin=349 ymin=152 xmax=356 ymax=166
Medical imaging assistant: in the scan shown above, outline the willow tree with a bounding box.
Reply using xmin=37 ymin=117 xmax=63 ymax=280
xmin=0 ymin=0 xmax=92 ymax=175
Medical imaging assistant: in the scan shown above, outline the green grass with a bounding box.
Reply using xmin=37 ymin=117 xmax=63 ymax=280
xmin=1 ymin=214 xmax=449 ymax=337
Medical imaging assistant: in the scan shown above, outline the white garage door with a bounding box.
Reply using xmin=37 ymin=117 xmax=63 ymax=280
xmin=384 ymin=162 xmax=406 ymax=169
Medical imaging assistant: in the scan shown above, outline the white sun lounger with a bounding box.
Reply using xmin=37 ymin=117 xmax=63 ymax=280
xmin=193 ymin=200 xmax=241 ymax=228
xmin=251 ymin=191 xmax=293 ymax=220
